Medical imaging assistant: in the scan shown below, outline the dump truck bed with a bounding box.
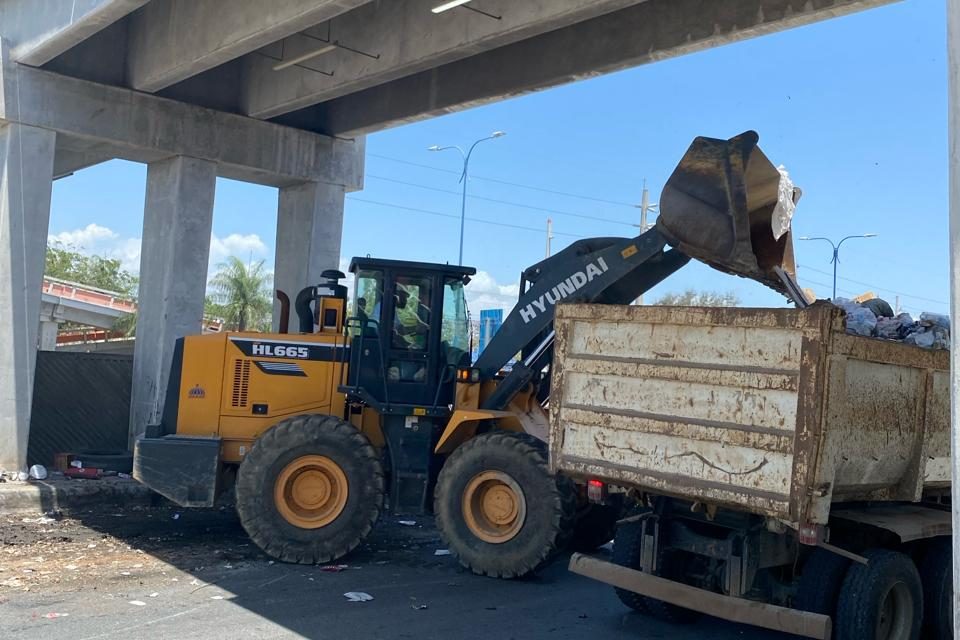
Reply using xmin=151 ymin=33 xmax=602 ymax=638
xmin=549 ymin=303 xmax=950 ymax=527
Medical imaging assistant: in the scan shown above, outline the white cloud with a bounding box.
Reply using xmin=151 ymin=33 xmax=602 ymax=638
xmin=466 ymin=270 xmax=521 ymax=313
xmin=49 ymin=223 xmax=118 ymax=249
xmin=209 ymin=233 xmax=269 ymax=265
xmin=48 ymin=225 xmax=272 ymax=277
xmin=112 ymin=237 xmax=143 ymax=272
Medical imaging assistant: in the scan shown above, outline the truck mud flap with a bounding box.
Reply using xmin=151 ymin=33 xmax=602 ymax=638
xmin=568 ymin=553 xmax=830 ymax=640
xmin=133 ymin=436 xmax=221 ymax=508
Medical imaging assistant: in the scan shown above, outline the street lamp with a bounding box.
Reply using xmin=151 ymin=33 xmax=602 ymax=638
xmin=428 ymin=131 xmax=506 ymax=265
xmin=799 ymin=233 xmax=878 ymax=299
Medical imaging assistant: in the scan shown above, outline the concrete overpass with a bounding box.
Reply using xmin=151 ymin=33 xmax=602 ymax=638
xmin=0 ymin=0 xmax=894 ymax=471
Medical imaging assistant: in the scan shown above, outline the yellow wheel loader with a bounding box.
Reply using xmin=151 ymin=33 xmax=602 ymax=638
xmin=134 ymin=131 xmax=804 ymax=577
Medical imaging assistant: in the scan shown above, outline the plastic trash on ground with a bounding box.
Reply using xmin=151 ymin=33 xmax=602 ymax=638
xmin=28 ymin=465 xmax=47 ymax=480
xmin=344 ymin=592 xmax=374 ymax=602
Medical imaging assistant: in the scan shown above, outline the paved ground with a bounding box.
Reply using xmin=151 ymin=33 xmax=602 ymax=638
xmin=0 ymin=505 xmax=787 ymax=640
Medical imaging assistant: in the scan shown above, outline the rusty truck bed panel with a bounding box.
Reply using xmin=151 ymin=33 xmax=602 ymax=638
xmin=549 ymin=303 xmax=949 ymax=527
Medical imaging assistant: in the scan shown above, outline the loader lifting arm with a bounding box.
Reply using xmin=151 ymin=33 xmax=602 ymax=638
xmin=475 ymin=130 xmax=804 ymax=412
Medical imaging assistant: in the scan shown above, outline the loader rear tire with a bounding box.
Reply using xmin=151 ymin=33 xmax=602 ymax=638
xmin=434 ymin=431 xmax=575 ymax=578
xmin=236 ymin=414 xmax=384 ymax=565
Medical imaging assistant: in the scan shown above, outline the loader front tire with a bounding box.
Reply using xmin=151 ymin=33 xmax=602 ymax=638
xmin=236 ymin=414 xmax=384 ymax=564
xmin=434 ymin=431 xmax=575 ymax=578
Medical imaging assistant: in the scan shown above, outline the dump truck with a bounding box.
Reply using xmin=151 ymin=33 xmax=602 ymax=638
xmin=134 ymin=130 xmax=802 ymax=581
xmin=550 ymin=302 xmax=952 ymax=639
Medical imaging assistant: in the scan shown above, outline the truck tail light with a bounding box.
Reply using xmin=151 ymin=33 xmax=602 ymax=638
xmin=798 ymin=523 xmax=823 ymax=545
xmin=587 ymin=479 xmax=606 ymax=503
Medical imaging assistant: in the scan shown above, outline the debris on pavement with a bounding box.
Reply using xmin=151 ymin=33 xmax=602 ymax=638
xmin=412 ymin=604 xmax=428 ymax=610
xmin=28 ymin=465 xmax=47 ymax=480
xmin=129 ymin=600 xmax=146 ymax=606
xmin=398 ymin=520 xmax=416 ymax=526
xmin=434 ymin=549 xmax=451 ymax=556
xmin=210 ymin=595 xmax=224 ymax=600
xmin=43 ymin=612 xmax=70 ymax=619
xmin=343 ymin=592 xmax=374 ymax=602
xmin=320 ymin=564 xmax=349 ymax=572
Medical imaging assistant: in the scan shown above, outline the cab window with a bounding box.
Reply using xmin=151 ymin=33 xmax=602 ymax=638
xmin=392 ymin=276 xmax=431 ymax=351
xmin=353 ymin=269 xmax=383 ymax=329
xmin=442 ymin=276 xmax=470 ymax=366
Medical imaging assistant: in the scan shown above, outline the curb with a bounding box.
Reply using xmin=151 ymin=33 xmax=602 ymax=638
xmin=0 ymin=477 xmax=158 ymax=515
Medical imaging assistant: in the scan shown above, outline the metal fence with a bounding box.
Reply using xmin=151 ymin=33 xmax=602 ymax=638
xmin=27 ymin=351 xmax=133 ymax=467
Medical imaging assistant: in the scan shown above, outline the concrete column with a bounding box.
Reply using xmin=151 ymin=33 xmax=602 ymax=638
xmin=39 ymin=321 xmax=59 ymax=351
xmin=273 ymin=181 xmax=346 ymax=333
xmin=948 ymin=0 xmax=960 ymax=629
xmin=0 ymin=123 xmax=56 ymax=472
xmin=129 ymin=156 xmax=216 ymax=445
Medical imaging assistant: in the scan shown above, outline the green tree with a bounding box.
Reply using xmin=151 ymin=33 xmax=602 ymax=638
xmin=45 ymin=243 xmax=139 ymax=336
xmin=654 ymin=289 xmax=740 ymax=307
xmin=45 ymin=243 xmax=137 ymax=296
xmin=209 ymin=257 xmax=273 ymax=332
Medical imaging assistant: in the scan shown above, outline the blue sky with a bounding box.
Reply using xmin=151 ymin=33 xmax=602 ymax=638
xmin=48 ymin=0 xmax=948 ymax=315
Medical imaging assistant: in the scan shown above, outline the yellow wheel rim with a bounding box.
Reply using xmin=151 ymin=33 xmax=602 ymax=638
xmin=274 ymin=455 xmax=348 ymax=529
xmin=462 ymin=470 xmax=526 ymax=544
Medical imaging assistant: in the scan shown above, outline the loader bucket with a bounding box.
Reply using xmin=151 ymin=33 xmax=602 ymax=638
xmin=656 ymin=131 xmax=799 ymax=295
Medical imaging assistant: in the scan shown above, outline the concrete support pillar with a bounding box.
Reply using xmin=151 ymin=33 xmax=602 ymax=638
xmin=0 ymin=123 xmax=55 ymax=472
xmin=129 ymin=156 xmax=216 ymax=445
xmin=39 ymin=321 xmax=59 ymax=351
xmin=948 ymin=0 xmax=960 ymax=630
xmin=273 ymin=181 xmax=346 ymax=333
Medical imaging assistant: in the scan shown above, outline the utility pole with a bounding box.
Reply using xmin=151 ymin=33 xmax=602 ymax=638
xmin=634 ymin=180 xmax=658 ymax=304
xmin=639 ymin=180 xmax=652 ymax=233
xmin=545 ymin=218 xmax=553 ymax=257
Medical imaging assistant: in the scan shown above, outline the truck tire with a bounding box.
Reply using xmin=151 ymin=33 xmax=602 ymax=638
xmin=835 ymin=549 xmax=923 ymax=640
xmin=571 ymin=503 xmax=620 ymax=552
xmin=236 ymin=414 xmax=384 ymax=564
xmin=434 ymin=431 xmax=575 ymax=578
xmin=611 ymin=516 xmax=648 ymax=613
xmin=794 ymin=548 xmax=850 ymax=616
xmin=919 ymin=537 xmax=951 ymax=639
xmin=642 ymin=550 xmax=701 ymax=624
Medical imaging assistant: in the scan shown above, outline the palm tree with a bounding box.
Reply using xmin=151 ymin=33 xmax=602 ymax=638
xmin=209 ymin=257 xmax=273 ymax=332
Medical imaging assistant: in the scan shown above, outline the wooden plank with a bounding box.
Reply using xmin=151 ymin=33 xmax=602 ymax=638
xmin=568 ymin=553 xmax=831 ymax=640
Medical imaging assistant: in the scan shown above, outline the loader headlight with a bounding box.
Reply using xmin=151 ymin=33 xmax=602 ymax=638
xmin=457 ymin=367 xmax=481 ymax=383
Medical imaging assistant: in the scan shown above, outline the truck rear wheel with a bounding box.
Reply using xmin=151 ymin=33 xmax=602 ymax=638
xmin=434 ymin=431 xmax=575 ymax=578
xmin=642 ymin=550 xmax=701 ymax=624
xmin=835 ymin=549 xmax=922 ymax=640
xmin=611 ymin=516 xmax=648 ymax=613
xmin=571 ymin=503 xmax=620 ymax=552
xmin=919 ymin=538 xmax=951 ymax=639
xmin=236 ymin=414 xmax=384 ymax=564
xmin=794 ymin=548 xmax=850 ymax=616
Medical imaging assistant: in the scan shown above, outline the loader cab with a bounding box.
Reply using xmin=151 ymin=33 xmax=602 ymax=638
xmin=345 ymin=257 xmax=475 ymax=413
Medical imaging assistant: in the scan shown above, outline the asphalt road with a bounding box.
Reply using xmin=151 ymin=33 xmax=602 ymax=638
xmin=0 ymin=506 xmax=787 ymax=640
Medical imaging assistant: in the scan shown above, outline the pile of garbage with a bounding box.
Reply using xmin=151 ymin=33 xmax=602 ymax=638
xmin=834 ymin=298 xmax=950 ymax=350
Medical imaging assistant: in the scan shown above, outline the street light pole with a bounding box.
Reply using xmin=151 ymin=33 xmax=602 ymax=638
xmin=429 ymin=131 xmax=506 ymax=265
xmin=799 ymin=233 xmax=878 ymax=299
